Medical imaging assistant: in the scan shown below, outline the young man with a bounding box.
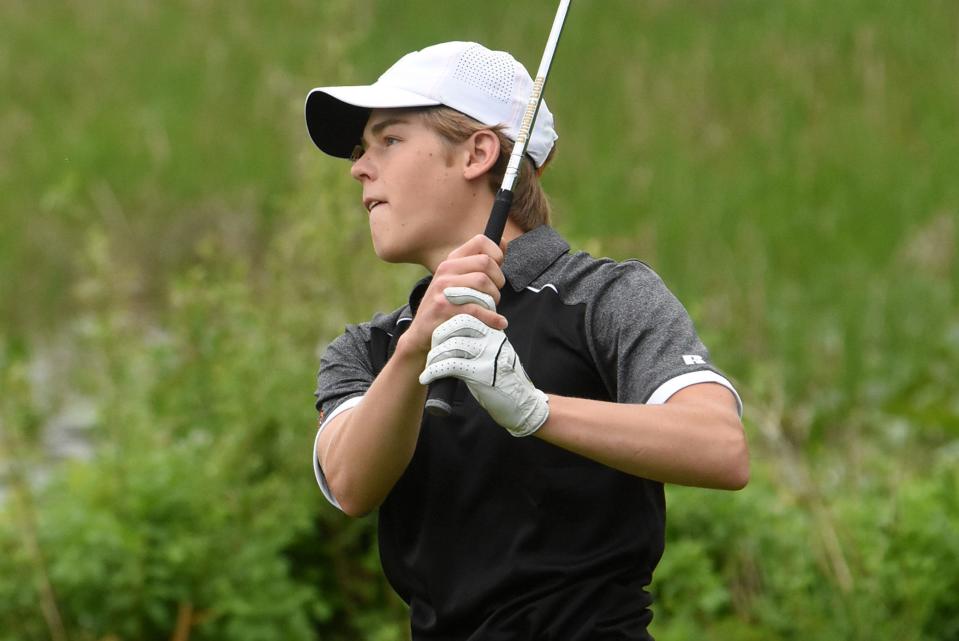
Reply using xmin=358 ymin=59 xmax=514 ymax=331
xmin=305 ymin=41 xmax=748 ymax=640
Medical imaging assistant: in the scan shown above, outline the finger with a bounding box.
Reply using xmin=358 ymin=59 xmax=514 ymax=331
xmin=435 ymin=254 xmax=506 ymax=291
xmin=473 ymin=308 xmax=509 ymax=331
xmin=430 ymin=313 xmax=507 ymax=346
xmin=426 ymin=336 xmax=485 ymax=365
xmin=417 ymin=294 xmax=507 ymax=332
xmin=443 ymin=287 xmax=495 ymax=312
xmin=419 ymin=280 xmax=500 ymax=321
xmin=426 ymin=296 xmax=506 ymax=331
xmin=419 ymin=357 xmax=485 ymax=386
xmin=431 ymin=313 xmax=492 ymax=346
xmin=447 ymin=234 xmax=505 ymax=265
xmin=461 ymin=307 xmax=507 ymax=332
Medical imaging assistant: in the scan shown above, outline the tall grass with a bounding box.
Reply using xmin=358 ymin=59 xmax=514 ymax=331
xmin=1 ymin=1 xmax=957 ymax=639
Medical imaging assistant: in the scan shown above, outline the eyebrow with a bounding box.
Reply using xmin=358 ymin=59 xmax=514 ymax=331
xmin=361 ymin=117 xmax=410 ymax=145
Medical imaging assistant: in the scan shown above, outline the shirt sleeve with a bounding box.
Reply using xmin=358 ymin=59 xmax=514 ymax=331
xmin=312 ymin=322 xmax=375 ymax=508
xmin=586 ymin=261 xmax=743 ymax=416
xmin=315 ymin=322 xmax=374 ymax=416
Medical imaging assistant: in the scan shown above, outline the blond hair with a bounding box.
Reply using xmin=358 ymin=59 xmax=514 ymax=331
xmin=418 ymin=107 xmax=554 ymax=231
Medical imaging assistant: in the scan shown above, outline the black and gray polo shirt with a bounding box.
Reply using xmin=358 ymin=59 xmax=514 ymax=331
xmin=313 ymin=224 xmax=742 ymax=641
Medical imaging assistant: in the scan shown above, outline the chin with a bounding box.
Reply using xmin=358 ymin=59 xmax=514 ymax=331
xmin=374 ymin=250 xmax=408 ymax=264
xmin=371 ymin=239 xmax=418 ymax=265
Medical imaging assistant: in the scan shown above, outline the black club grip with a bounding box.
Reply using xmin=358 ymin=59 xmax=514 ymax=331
xmin=424 ymin=378 xmax=458 ymax=417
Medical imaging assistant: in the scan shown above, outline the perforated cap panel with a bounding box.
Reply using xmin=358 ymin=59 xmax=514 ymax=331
xmin=452 ymin=44 xmax=515 ymax=104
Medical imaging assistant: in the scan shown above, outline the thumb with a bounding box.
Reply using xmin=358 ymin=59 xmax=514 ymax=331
xmin=443 ymin=287 xmax=496 ymax=313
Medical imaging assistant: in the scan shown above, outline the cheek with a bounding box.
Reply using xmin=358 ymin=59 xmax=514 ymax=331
xmin=368 ymin=212 xmax=395 ymax=243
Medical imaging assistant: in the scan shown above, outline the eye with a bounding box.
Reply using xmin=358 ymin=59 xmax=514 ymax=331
xmin=350 ymin=144 xmax=365 ymax=162
xmin=384 ymin=136 xmax=399 ymax=146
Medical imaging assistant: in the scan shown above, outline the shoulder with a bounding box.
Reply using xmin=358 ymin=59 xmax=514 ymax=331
xmin=539 ymin=249 xmax=674 ymax=313
xmin=321 ymin=304 xmax=411 ymax=363
xmin=540 ymin=249 xmax=698 ymax=358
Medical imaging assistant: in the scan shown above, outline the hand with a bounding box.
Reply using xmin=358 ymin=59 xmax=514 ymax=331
xmin=418 ymin=290 xmax=549 ymax=437
xmin=399 ymin=235 xmax=509 ymax=360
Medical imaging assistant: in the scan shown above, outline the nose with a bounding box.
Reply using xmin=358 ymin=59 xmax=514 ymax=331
xmin=350 ymin=152 xmax=374 ymax=182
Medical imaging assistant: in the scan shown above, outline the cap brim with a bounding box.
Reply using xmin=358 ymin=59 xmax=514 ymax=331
xmin=304 ymin=85 xmax=442 ymax=159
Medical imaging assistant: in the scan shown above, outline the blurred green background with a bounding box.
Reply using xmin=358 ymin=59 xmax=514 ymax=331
xmin=1 ymin=0 xmax=957 ymax=639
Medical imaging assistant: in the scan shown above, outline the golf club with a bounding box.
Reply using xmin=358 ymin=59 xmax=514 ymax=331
xmin=425 ymin=0 xmax=572 ymax=417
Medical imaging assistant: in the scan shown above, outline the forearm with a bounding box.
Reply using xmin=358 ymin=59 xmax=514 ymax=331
xmin=319 ymin=236 xmax=511 ymax=516
xmin=320 ymin=334 xmax=428 ymax=516
xmin=536 ymin=387 xmax=748 ymax=490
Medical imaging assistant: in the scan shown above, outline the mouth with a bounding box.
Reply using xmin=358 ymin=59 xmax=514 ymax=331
xmin=363 ymin=198 xmax=385 ymax=213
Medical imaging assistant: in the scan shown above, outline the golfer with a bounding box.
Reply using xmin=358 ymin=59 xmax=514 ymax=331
xmin=306 ymin=41 xmax=748 ymax=641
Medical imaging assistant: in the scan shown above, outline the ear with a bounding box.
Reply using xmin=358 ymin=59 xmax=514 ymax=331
xmin=461 ymin=129 xmax=501 ymax=181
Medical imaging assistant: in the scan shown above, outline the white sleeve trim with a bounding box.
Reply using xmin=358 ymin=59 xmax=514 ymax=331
xmin=312 ymin=395 xmax=364 ymax=510
xmin=646 ymin=371 xmax=743 ymax=417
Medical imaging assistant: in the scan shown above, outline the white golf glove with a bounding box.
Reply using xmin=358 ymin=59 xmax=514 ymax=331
xmin=418 ymin=287 xmax=549 ymax=437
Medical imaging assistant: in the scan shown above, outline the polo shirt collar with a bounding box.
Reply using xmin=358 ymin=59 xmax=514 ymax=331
xmin=502 ymin=224 xmax=570 ymax=292
xmin=378 ymin=225 xmax=571 ymax=332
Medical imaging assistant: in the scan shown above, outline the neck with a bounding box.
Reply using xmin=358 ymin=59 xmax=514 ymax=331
xmin=421 ymin=187 xmax=527 ymax=273
xmin=422 ymin=216 xmax=526 ymax=274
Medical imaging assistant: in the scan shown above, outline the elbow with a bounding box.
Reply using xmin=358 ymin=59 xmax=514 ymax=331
xmin=327 ymin=473 xmax=379 ymax=518
xmin=338 ymin=497 xmax=375 ymax=519
xmin=721 ymin=426 xmax=750 ymax=490
xmin=725 ymin=459 xmax=750 ymax=491
xmin=699 ymin=413 xmax=749 ymax=491
xmin=334 ymin=491 xmax=377 ymax=519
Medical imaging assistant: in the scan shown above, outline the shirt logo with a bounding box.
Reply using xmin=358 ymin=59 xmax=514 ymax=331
xmin=683 ymin=354 xmax=706 ymax=365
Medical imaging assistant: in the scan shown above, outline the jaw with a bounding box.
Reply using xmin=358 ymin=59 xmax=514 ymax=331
xmin=370 ymin=230 xmax=451 ymax=271
xmin=366 ymin=189 xmax=498 ymax=270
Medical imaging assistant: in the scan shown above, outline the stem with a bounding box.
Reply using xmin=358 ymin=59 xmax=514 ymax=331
xmin=754 ymin=388 xmax=854 ymax=593
xmin=0 ymin=423 xmax=70 ymax=641
xmin=170 ymin=602 xmax=193 ymax=641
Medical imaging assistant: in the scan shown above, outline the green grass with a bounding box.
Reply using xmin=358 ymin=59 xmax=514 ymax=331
xmin=0 ymin=0 xmax=366 ymax=333
xmin=1 ymin=1 xmax=958 ymax=639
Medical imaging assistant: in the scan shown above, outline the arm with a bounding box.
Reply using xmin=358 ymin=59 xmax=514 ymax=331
xmin=418 ymin=260 xmax=748 ymax=490
xmin=316 ymin=235 xmax=508 ymax=517
xmin=317 ymin=334 xmax=428 ymax=517
xmin=417 ymin=312 xmax=748 ymax=489
xmin=537 ymin=383 xmax=749 ymax=490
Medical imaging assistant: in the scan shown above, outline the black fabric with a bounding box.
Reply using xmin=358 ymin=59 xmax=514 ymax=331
xmin=304 ymin=90 xmax=371 ymax=159
xmin=373 ymin=285 xmax=659 ymax=641
xmin=315 ymin=226 xmax=740 ymax=640
xmin=369 ymin=276 xmax=425 ymax=374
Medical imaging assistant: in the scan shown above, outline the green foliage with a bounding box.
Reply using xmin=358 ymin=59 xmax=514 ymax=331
xmin=0 ymin=205 xmax=411 ymax=639
xmin=653 ymin=457 xmax=959 ymax=641
xmin=0 ymin=0 xmax=957 ymax=639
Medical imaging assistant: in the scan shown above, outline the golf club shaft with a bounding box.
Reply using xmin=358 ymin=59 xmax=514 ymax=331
xmin=425 ymin=0 xmax=572 ymax=417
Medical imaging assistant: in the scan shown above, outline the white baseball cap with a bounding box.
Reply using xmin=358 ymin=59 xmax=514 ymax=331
xmin=304 ymin=41 xmax=558 ymax=168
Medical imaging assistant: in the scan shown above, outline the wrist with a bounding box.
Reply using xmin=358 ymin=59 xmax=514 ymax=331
xmin=395 ymin=330 xmax=430 ymax=366
xmin=507 ymin=388 xmax=550 ymax=437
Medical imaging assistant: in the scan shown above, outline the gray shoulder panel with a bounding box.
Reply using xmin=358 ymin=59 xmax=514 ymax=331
xmin=534 ymin=252 xmax=729 ymax=404
xmin=314 ymin=303 xmax=409 ymax=417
